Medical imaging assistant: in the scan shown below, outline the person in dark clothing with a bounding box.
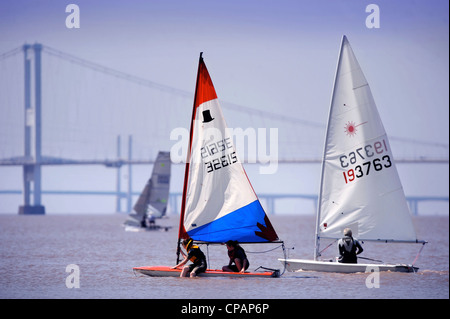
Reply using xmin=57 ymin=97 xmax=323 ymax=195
xmin=337 ymin=228 xmax=364 ymax=263
xmin=172 ymin=238 xmax=207 ymax=277
xmin=222 ymin=240 xmax=249 ymax=273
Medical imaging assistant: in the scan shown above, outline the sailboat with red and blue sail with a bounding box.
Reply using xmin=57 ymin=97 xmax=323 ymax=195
xmin=134 ymin=53 xmax=283 ymax=278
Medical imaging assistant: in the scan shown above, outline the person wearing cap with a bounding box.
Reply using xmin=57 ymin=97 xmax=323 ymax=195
xmin=337 ymin=228 xmax=364 ymax=263
xmin=172 ymin=238 xmax=207 ymax=277
xmin=222 ymin=240 xmax=249 ymax=273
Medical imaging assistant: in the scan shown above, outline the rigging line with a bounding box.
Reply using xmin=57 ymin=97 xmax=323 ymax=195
xmin=196 ymin=243 xmax=212 ymax=269
xmin=244 ymin=243 xmax=285 ymax=254
xmin=252 ymin=242 xmax=287 ymax=277
xmin=280 ymin=243 xmax=287 ymax=276
xmin=0 ymin=46 xmax=22 ymax=60
xmin=411 ymin=242 xmax=427 ymax=266
xmin=206 ymin=243 xmax=211 ymax=270
xmin=358 ymin=256 xmax=384 ymax=263
xmin=318 ymin=239 xmax=338 ymax=256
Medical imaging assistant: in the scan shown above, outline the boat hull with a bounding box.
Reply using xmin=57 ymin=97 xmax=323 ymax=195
xmin=133 ymin=266 xmax=280 ymax=278
xmin=279 ymin=258 xmax=418 ymax=273
xmin=124 ymin=225 xmax=171 ymax=232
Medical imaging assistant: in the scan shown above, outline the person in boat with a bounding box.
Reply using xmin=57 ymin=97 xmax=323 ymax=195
xmin=337 ymin=228 xmax=364 ymax=263
xmin=140 ymin=215 xmax=147 ymax=228
xmin=222 ymin=240 xmax=249 ymax=273
xmin=147 ymin=215 xmax=156 ymax=229
xmin=171 ymin=238 xmax=207 ymax=277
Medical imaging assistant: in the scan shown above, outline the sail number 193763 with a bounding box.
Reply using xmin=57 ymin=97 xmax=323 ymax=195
xmin=339 ymin=139 xmax=392 ymax=184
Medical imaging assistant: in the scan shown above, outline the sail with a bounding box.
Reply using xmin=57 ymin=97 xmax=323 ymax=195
xmin=132 ymin=151 xmax=171 ymax=220
xmin=178 ymin=53 xmax=279 ymax=243
xmin=316 ymin=36 xmax=418 ymax=243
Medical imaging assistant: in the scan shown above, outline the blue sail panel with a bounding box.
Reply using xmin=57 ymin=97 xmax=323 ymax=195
xmin=187 ymin=200 xmax=278 ymax=243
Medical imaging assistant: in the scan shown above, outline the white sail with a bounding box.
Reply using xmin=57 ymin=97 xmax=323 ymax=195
xmin=125 ymin=151 xmax=171 ymax=227
xmin=316 ymin=36 xmax=418 ymax=244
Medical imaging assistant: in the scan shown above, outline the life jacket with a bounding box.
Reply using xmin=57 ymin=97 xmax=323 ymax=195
xmin=339 ymin=236 xmax=358 ymax=263
xmin=187 ymin=245 xmax=206 ymax=265
xmin=188 ymin=245 xmax=200 ymax=262
xmin=342 ymin=236 xmax=356 ymax=253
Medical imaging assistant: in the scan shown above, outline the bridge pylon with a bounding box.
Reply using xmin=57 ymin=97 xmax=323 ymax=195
xmin=19 ymin=44 xmax=45 ymax=215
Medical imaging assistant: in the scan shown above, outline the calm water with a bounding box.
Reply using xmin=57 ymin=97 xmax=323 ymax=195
xmin=0 ymin=214 xmax=448 ymax=300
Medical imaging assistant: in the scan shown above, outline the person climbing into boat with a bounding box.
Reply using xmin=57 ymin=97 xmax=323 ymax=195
xmin=171 ymin=238 xmax=207 ymax=277
xmin=337 ymin=228 xmax=364 ymax=263
xmin=222 ymin=240 xmax=250 ymax=273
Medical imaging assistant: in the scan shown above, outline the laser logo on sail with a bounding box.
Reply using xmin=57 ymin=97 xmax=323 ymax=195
xmin=344 ymin=120 xmax=368 ymax=137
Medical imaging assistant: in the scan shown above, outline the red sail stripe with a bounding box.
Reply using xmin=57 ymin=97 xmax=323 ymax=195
xmin=194 ymin=57 xmax=218 ymax=108
xmin=178 ymin=53 xmax=217 ymax=245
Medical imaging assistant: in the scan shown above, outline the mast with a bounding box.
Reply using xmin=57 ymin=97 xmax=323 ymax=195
xmin=313 ymin=35 xmax=346 ymax=260
xmin=176 ymin=52 xmax=204 ymax=264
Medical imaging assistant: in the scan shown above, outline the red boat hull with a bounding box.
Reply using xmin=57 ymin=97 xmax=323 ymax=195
xmin=133 ymin=266 xmax=279 ymax=278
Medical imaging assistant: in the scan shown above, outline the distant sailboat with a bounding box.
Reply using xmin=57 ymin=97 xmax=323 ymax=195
xmin=134 ymin=53 xmax=283 ymax=278
xmin=279 ymin=36 xmax=426 ymax=273
xmin=124 ymin=151 xmax=171 ymax=231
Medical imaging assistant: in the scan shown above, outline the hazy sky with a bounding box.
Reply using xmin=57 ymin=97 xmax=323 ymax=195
xmin=0 ymin=0 xmax=448 ymax=213
xmin=1 ymin=0 xmax=447 ymax=141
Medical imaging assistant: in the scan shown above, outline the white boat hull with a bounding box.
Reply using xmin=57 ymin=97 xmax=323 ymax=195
xmin=124 ymin=225 xmax=171 ymax=232
xmin=279 ymin=258 xmax=418 ymax=273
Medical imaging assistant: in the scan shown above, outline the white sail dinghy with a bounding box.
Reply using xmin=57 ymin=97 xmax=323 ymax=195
xmin=279 ymin=36 xmax=426 ymax=274
xmin=124 ymin=151 xmax=172 ymax=232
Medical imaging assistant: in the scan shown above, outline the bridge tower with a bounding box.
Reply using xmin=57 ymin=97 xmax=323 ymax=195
xmin=19 ymin=44 xmax=45 ymax=214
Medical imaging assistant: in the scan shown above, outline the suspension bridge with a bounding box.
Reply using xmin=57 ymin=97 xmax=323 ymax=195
xmin=0 ymin=44 xmax=448 ymax=215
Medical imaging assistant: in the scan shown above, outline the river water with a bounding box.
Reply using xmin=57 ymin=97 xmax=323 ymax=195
xmin=0 ymin=214 xmax=448 ymax=301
